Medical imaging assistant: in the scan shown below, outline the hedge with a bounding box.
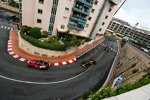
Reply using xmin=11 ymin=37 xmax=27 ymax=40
xmin=90 ymin=77 xmax=150 ymax=100
xmin=20 ymin=32 xmax=66 ymax=51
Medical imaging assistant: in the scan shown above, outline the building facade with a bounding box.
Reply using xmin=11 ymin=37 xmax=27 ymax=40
xmin=107 ymin=18 xmax=150 ymax=48
xmin=20 ymin=0 xmax=124 ymax=39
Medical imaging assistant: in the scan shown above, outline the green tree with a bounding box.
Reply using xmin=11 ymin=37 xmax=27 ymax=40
xmin=136 ymin=41 xmax=147 ymax=48
xmin=9 ymin=0 xmax=19 ymax=8
xmin=29 ymin=27 xmax=41 ymax=39
xmin=41 ymin=31 xmax=48 ymax=38
xmin=48 ymin=36 xmax=58 ymax=43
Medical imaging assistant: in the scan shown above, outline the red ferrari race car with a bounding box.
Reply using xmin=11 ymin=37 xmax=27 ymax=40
xmin=104 ymin=46 xmax=109 ymax=52
xmin=27 ymin=60 xmax=49 ymax=70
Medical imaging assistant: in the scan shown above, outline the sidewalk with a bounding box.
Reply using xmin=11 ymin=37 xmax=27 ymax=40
xmin=9 ymin=30 xmax=104 ymax=63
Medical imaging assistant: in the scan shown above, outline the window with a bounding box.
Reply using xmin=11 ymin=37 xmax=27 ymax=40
xmin=53 ymin=0 xmax=59 ymax=5
xmin=94 ymin=0 xmax=98 ymax=5
xmin=61 ymin=25 xmax=65 ymax=29
xmin=99 ymin=28 xmax=102 ymax=31
xmin=105 ymin=15 xmax=108 ymax=19
xmin=63 ymin=16 xmax=67 ymax=20
xmin=50 ymin=17 xmax=55 ymax=23
xmin=37 ymin=19 xmax=42 ymax=23
xmin=49 ymin=26 xmax=53 ymax=31
xmin=38 ymin=9 xmax=43 ymax=14
xmin=51 ymin=7 xmax=57 ymax=15
xmin=91 ymin=9 xmax=95 ymax=13
xmin=39 ymin=0 xmax=44 ymax=4
xmin=67 ymin=0 xmax=71 ymax=2
xmin=65 ymin=7 xmax=69 ymax=12
xmin=86 ymin=24 xmax=89 ymax=28
xmin=109 ymin=8 xmax=112 ymax=12
xmin=88 ymin=17 xmax=91 ymax=20
xmin=102 ymin=22 xmax=105 ymax=25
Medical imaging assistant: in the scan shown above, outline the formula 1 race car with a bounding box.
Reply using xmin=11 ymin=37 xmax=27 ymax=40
xmin=80 ymin=59 xmax=96 ymax=68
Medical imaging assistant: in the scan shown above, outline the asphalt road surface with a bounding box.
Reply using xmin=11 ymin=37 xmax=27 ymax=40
xmin=0 ymin=22 xmax=118 ymax=100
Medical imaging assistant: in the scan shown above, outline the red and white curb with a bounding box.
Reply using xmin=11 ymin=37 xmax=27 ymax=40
xmin=7 ymin=33 xmax=77 ymax=66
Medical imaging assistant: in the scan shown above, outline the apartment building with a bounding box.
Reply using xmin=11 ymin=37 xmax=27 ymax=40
xmin=20 ymin=0 xmax=124 ymax=39
xmin=107 ymin=18 xmax=150 ymax=48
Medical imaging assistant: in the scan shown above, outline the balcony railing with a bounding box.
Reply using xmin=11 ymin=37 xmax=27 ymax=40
xmin=73 ymin=7 xmax=90 ymax=16
xmin=77 ymin=0 xmax=93 ymax=7
xmin=70 ymin=16 xmax=87 ymax=24
xmin=69 ymin=24 xmax=83 ymax=31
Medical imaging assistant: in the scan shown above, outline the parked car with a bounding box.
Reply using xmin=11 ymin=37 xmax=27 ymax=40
xmin=104 ymin=46 xmax=109 ymax=52
xmin=80 ymin=59 xmax=96 ymax=68
xmin=27 ymin=60 xmax=49 ymax=70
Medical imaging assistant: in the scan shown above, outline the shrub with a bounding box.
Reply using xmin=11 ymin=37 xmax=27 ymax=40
xmin=48 ymin=35 xmax=58 ymax=43
xmin=20 ymin=32 xmax=66 ymax=51
xmin=29 ymin=27 xmax=41 ymax=39
xmin=41 ymin=31 xmax=48 ymax=38
xmin=85 ymin=37 xmax=92 ymax=42
xmin=20 ymin=25 xmax=31 ymax=35
xmin=132 ymin=69 xmax=139 ymax=74
xmin=136 ymin=41 xmax=147 ymax=48
xmin=90 ymin=77 xmax=150 ymax=99
xmin=131 ymin=63 xmax=137 ymax=68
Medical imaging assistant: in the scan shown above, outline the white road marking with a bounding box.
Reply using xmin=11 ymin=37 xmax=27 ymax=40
xmin=13 ymin=55 xmax=19 ymax=58
xmin=62 ymin=62 xmax=67 ymax=65
xmin=54 ymin=63 xmax=59 ymax=66
xmin=8 ymin=45 xmax=12 ymax=48
xmin=9 ymin=52 xmax=14 ymax=55
xmin=96 ymin=51 xmax=105 ymax=61
xmin=69 ymin=60 xmax=73 ymax=63
xmin=7 ymin=48 xmax=12 ymax=51
xmin=8 ymin=43 xmax=12 ymax=45
xmin=74 ymin=58 xmax=76 ymax=61
xmin=0 ymin=64 xmax=93 ymax=84
xmin=19 ymin=58 xmax=25 ymax=61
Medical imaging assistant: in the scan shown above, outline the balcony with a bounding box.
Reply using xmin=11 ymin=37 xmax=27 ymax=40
xmin=70 ymin=16 xmax=87 ymax=24
xmin=77 ymin=0 xmax=93 ymax=7
xmin=73 ymin=7 xmax=90 ymax=16
xmin=69 ymin=24 xmax=83 ymax=31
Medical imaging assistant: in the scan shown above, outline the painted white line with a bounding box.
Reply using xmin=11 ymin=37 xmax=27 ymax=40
xmin=54 ymin=63 xmax=59 ymax=66
xmin=74 ymin=58 xmax=76 ymax=61
xmin=13 ymin=55 xmax=19 ymax=58
xmin=69 ymin=60 xmax=73 ymax=63
xmin=7 ymin=48 xmax=12 ymax=51
xmin=0 ymin=62 xmax=93 ymax=84
xmin=8 ymin=45 xmax=12 ymax=48
xmin=19 ymin=58 xmax=26 ymax=61
xmin=96 ymin=51 xmax=105 ymax=61
xmin=62 ymin=62 xmax=67 ymax=65
xmin=9 ymin=52 xmax=14 ymax=55
xmin=8 ymin=43 xmax=12 ymax=45
xmin=8 ymin=40 xmax=11 ymax=43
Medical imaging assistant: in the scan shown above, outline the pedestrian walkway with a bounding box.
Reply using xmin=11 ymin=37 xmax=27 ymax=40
xmin=9 ymin=30 xmax=104 ymax=66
